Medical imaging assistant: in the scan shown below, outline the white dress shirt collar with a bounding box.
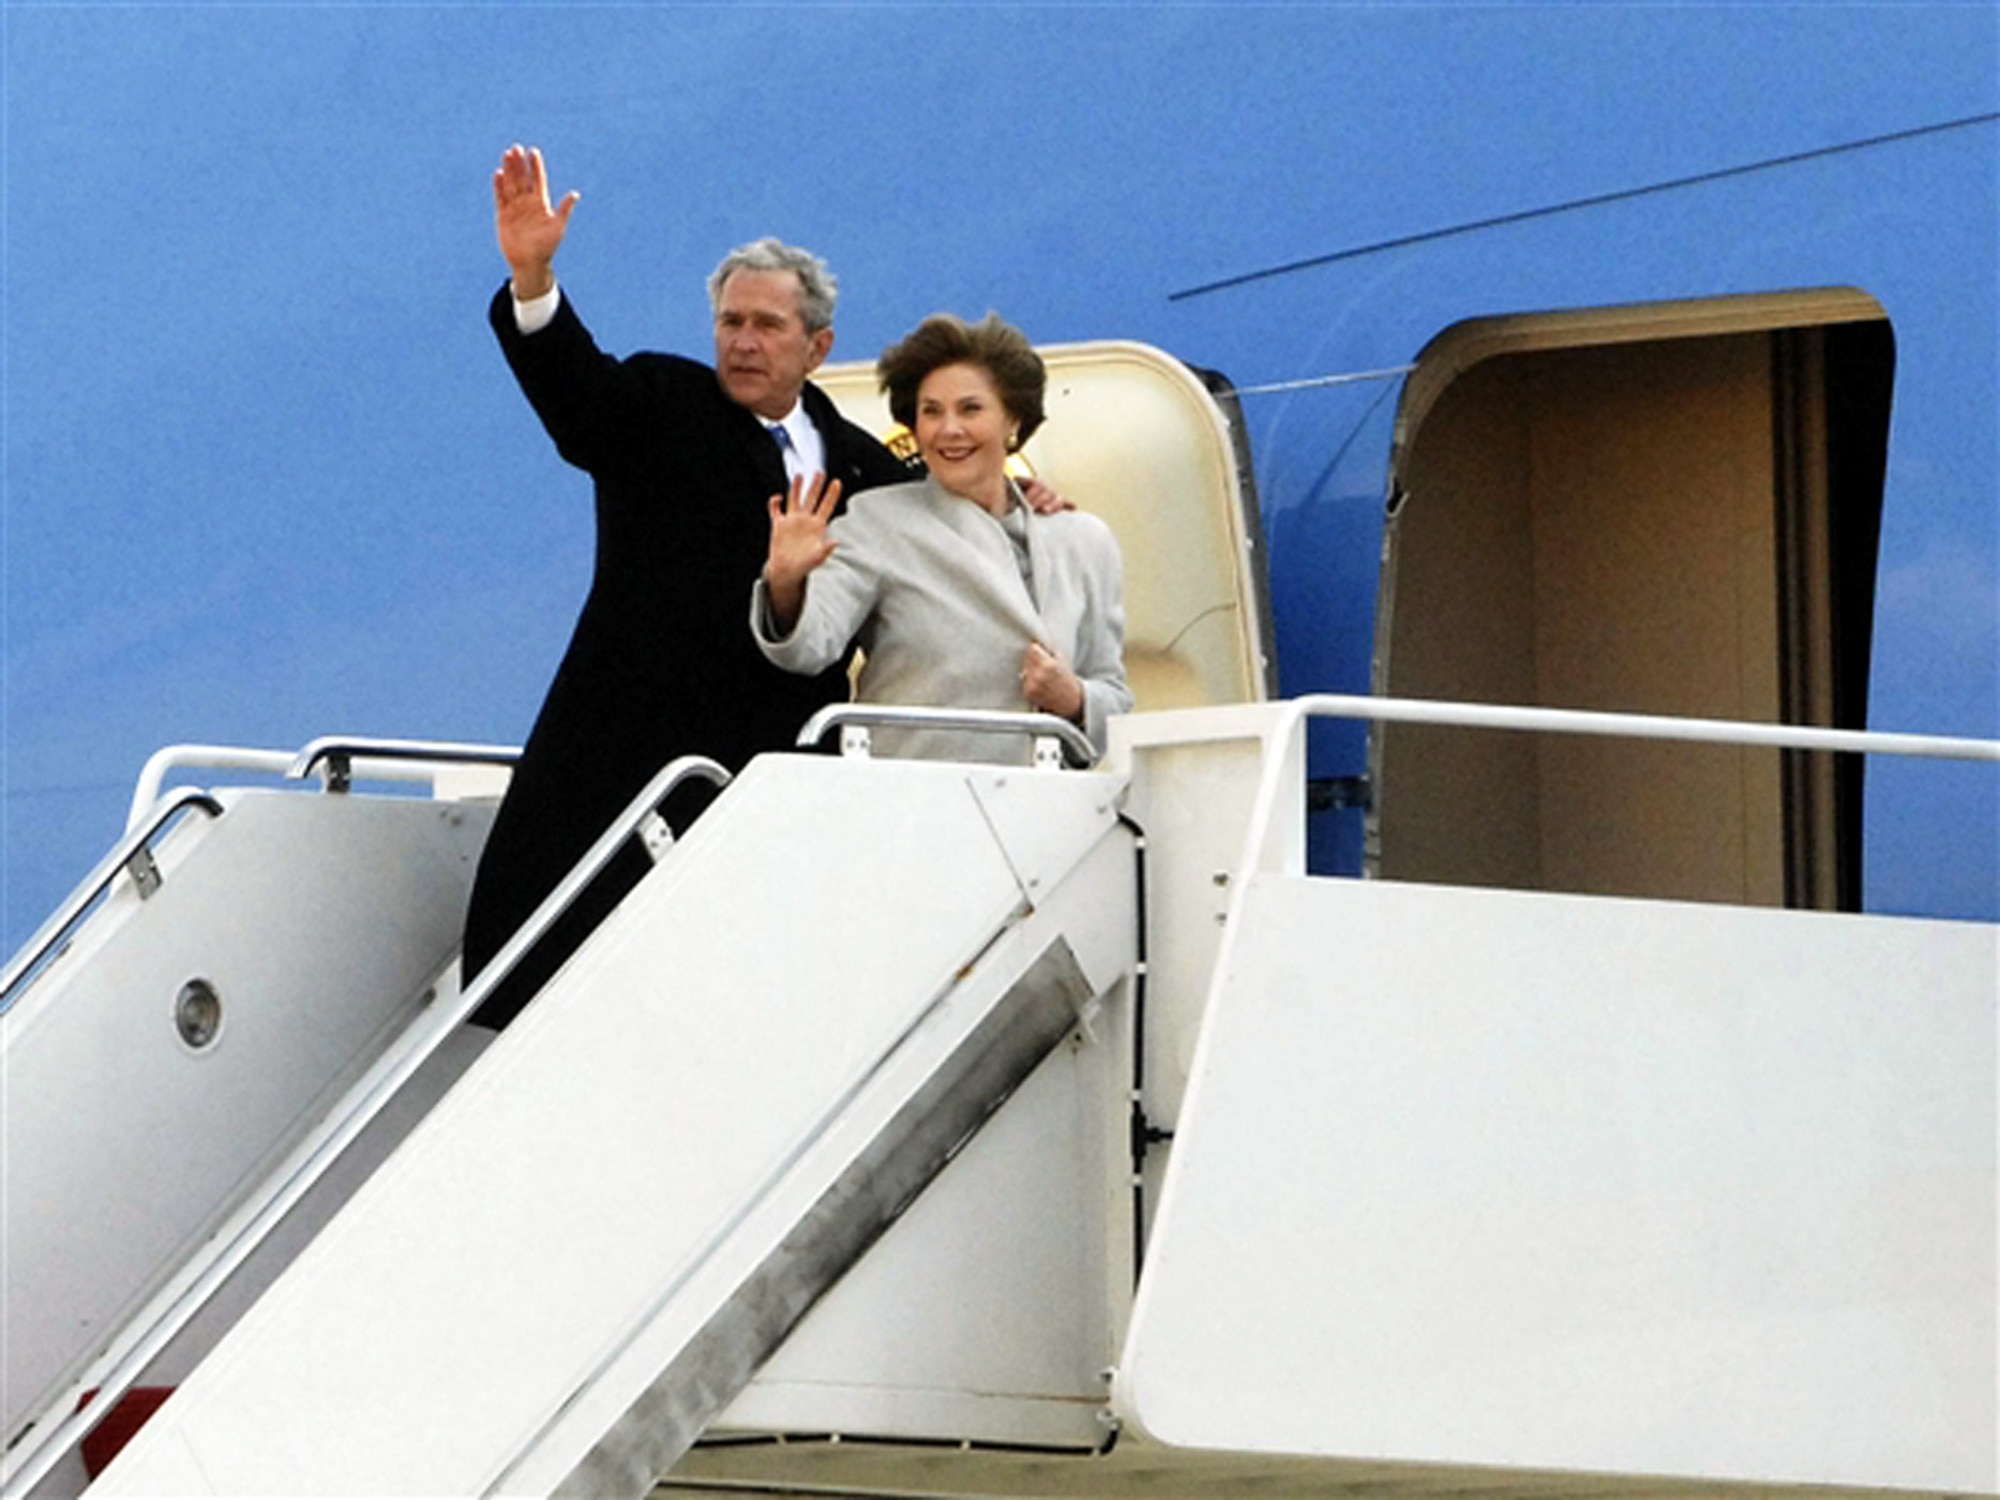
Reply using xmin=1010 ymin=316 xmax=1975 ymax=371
xmin=764 ymin=398 xmax=826 ymax=486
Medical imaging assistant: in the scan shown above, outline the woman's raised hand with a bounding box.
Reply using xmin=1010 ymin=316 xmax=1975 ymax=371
xmin=763 ymin=472 xmax=843 ymax=633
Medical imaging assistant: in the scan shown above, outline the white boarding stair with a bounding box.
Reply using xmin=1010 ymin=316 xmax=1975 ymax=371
xmin=1 ymin=750 xmax=505 ymax=1495
xmin=89 ymin=750 xmax=1137 ymax=1497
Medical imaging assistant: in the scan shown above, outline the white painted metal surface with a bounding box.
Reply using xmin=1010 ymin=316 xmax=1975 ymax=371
xmin=25 ymin=699 xmax=1991 ymax=1499
xmin=9 ymin=760 xmax=719 ymax=1499
xmin=1106 ymin=704 xmax=1304 ymax=1136
xmin=713 ymin=767 xmax=1140 ymax=1451
xmin=1 ymin=789 xmax=491 ymax=1457
xmin=90 ymin=754 xmax=1137 ymax=1497
xmin=1118 ymin=872 xmax=1997 ymax=1492
xmin=713 ymin=998 xmax=1134 ymax=1449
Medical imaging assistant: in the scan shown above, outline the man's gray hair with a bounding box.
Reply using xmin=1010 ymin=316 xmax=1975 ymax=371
xmin=707 ymin=238 xmax=838 ymax=331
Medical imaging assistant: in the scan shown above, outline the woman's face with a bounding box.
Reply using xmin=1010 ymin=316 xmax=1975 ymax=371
xmin=914 ymin=361 xmax=1014 ymax=508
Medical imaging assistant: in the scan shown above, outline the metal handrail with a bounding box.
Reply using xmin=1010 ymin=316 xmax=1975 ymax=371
xmin=797 ymin=703 xmax=1098 ymax=769
xmin=127 ymin=738 xmax=523 ymax=827
xmin=127 ymin=747 xmax=296 ymax=830
xmin=287 ymin=735 xmax=523 ymax=791
xmin=1234 ymin=693 xmax=2000 ymax=882
xmin=1312 ymin=693 xmax=2000 ymax=762
xmin=0 ymin=754 xmax=729 ymax=1497
xmin=1 ymin=787 xmax=225 ymax=1008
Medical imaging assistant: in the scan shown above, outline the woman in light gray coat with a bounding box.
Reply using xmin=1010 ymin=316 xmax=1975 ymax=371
xmin=752 ymin=312 xmax=1130 ymax=764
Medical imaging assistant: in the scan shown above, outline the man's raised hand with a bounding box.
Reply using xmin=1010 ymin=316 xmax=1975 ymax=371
xmin=1019 ymin=476 xmax=1074 ymax=515
xmin=493 ymin=144 xmax=579 ymax=300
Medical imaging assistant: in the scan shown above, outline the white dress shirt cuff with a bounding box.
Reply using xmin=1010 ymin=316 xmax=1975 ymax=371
xmin=512 ymin=283 xmax=562 ymax=335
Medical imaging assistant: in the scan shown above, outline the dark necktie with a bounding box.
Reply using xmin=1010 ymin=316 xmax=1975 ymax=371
xmin=768 ymin=421 xmax=803 ymax=484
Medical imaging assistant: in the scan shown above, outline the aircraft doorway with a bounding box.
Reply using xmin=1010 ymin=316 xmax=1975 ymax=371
xmin=1371 ymin=291 xmax=1892 ymax=909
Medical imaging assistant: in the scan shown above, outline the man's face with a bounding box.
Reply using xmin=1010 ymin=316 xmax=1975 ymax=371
xmin=713 ymin=269 xmax=834 ymax=420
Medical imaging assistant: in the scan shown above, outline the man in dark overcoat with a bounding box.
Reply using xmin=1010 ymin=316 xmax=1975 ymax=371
xmin=461 ymin=144 xmax=912 ymax=1028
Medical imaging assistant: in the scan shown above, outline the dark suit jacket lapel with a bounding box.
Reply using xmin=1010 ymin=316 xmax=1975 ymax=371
xmin=735 ymin=402 xmax=789 ymax=497
xmin=802 ymin=381 xmax=872 ymax=492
